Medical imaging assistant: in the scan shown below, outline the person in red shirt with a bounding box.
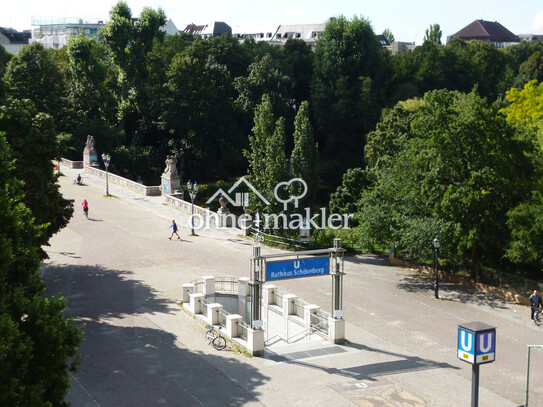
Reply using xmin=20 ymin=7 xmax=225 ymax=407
xmin=82 ymin=199 xmax=89 ymax=218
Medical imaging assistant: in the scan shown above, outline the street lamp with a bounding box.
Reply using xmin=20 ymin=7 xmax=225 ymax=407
xmin=101 ymin=153 xmax=111 ymax=196
xmin=433 ymin=236 xmax=441 ymax=299
xmin=186 ymin=180 xmax=199 ymax=235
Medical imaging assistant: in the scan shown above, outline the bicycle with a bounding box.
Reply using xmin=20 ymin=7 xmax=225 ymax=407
xmin=205 ymin=326 xmax=227 ymax=350
xmin=534 ymin=309 xmax=543 ymax=326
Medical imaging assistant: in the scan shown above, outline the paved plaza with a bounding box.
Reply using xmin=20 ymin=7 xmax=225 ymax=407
xmin=41 ymin=168 xmax=543 ymax=406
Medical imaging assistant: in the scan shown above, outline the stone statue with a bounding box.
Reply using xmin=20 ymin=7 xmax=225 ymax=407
xmin=219 ymin=195 xmax=228 ymax=210
xmin=83 ymin=135 xmax=98 ymax=167
xmin=162 ymin=155 xmax=179 ymax=177
xmin=84 ymin=135 xmax=96 ymax=153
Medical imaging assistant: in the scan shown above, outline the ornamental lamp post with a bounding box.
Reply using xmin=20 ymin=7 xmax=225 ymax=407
xmin=433 ymin=236 xmax=441 ymax=299
xmin=101 ymin=153 xmax=111 ymax=196
xmin=187 ymin=180 xmax=199 ymax=235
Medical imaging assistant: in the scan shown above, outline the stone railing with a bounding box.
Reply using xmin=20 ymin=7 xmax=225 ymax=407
xmin=163 ymin=194 xmax=236 ymax=227
xmin=83 ymin=165 xmax=161 ymax=196
xmin=59 ymin=158 xmax=84 ymax=169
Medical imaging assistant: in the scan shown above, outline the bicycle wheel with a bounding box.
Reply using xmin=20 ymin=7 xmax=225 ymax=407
xmin=212 ymin=335 xmax=227 ymax=350
xmin=205 ymin=330 xmax=215 ymax=345
xmin=535 ymin=311 xmax=543 ymax=326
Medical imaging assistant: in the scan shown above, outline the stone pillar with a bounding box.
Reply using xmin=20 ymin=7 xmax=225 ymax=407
xmin=282 ymin=294 xmax=297 ymax=342
xmin=226 ymin=314 xmax=243 ymax=338
xmin=328 ymin=316 xmax=345 ymax=344
xmin=161 ymin=155 xmax=181 ymax=195
xmin=238 ymin=277 xmax=250 ymax=320
xmin=202 ymin=276 xmax=215 ymax=296
xmin=206 ymin=303 xmax=223 ymax=325
xmin=188 ymin=293 xmax=204 ymax=314
xmin=182 ymin=283 xmax=194 ymax=304
xmin=247 ymin=327 xmax=265 ymax=356
xmin=83 ymin=135 xmax=99 ymax=167
xmin=304 ymin=304 xmax=320 ymax=330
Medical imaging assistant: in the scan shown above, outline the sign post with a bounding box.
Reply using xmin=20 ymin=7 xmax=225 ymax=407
xmin=457 ymin=322 xmax=496 ymax=407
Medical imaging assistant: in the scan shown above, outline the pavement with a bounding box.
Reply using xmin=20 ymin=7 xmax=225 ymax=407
xmin=41 ymin=166 xmax=543 ymax=407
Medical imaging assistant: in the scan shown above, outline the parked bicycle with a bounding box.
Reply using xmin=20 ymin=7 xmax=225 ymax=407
xmin=205 ymin=325 xmax=227 ymax=350
xmin=534 ymin=309 xmax=543 ymax=326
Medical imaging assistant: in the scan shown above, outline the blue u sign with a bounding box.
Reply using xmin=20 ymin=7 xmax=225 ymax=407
xmin=457 ymin=322 xmax=496 ymax=365
xmin=265 ymin=256 xmax=329 ymax=281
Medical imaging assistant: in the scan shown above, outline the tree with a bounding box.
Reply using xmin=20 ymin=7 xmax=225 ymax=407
xmin=519 ymin=51 xmax=543 ymax=83
xmin=424 ymin=23 xmax=442 ymax=45
xmin=0 ymin=132 xmax=82 ymax=406
xmin=244 ymin=94 xmax=275 ymax=213
xmin=355 ymin=90 xmax=533 ymax=274
xmin=0 ymin=99 xmax=73 ymax=255
xmin=266 ymin=116 xmax=289 ymax=213
xmin=162 ymin=53 xmax=236 ymax=179
xmin=290 ymin=101 xmax=318 ymax=207
xmin=311 ymin=15 xmax=385 ymax=179
xmin=501 ymin=80 xmax=543 ymax=148
xmin=4 ymin=43 xmax=65 ymax=122
xmin=234 ymin=53 xmax=290 ymax=117
xmin=382 ymin=29 xmax=395 ymax=43
xmin=282 ymin=39 xmax=313 ymax=111
xmin=329 ymin=167 xmax=370 ymax=217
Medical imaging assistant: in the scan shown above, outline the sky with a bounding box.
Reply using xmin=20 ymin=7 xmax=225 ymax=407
xmin=2 ymin=0 xmax=543 ymax=45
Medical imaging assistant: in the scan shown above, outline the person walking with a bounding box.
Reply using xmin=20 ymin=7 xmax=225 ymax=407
xmin=169 ymin=220 xmax=180 ymax=240
xmin=530 ymin=289 xmax=542 ymax=320
xmin=82 ymin=199 xmax=89 ymax=218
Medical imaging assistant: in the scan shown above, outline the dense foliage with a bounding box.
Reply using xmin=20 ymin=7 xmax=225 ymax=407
xmin=0 ymin=133 xmax=82 ymax=405
xmin=3 ymin=4 xmax=543 ymax=278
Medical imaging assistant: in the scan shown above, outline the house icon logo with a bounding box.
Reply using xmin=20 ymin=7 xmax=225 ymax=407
xmin=206 ymin=177 xmax=270 ymax=207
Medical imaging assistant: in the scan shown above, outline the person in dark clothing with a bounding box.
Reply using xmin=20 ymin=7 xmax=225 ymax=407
xmin=530 ymin=290 xmax=542 ymax=320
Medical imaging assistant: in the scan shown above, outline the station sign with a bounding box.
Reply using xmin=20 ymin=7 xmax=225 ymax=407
xmin=457 ymin=322 xmax=496 ymax=365
xmin=265 ymin=256 xmax=329 ymax=281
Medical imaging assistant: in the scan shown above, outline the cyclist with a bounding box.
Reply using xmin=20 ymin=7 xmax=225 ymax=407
xmin=82 ymin=199 xmax=89 ymax=218
xmin=530 ymin=289 xmax=542 ymax=320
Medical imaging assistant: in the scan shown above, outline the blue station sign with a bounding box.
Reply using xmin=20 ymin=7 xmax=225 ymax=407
xmin=265 ymin=256 xmax=330 ymax=281
xmin=457 ymin=322 xmax=496 ymax=365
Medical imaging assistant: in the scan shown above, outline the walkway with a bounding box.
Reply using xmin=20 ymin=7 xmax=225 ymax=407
xmin=40 ymin=167 xmax=541 ymax=406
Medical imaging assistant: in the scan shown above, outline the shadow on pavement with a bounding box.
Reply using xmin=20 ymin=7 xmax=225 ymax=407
xmin=288 ymin=341 xmax=458 ymax=382
xmin=346 ymin=254 xmax=391 ymax=267
xmin=42 ymin=263 xmax=269 ymax=406
xmin=396 ymin=273 xmax=510 ymax=309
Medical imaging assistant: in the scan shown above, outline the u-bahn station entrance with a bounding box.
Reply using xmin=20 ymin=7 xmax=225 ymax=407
xmin=182 ymin=239 xmax=346 ymax=356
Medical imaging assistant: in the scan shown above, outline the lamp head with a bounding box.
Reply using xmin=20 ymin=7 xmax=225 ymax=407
xmin=433 ymin=236 xmax=441 ymax=249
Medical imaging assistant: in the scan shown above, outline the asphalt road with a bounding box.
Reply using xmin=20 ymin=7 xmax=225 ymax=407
xmin=41 ymin=168 xmax=543 ymax=406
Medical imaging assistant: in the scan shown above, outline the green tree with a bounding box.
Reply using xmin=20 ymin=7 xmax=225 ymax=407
xmin=356 ymin=90 xmax=533 ymax=275
xmin=382 ymin=28 xmax=395 ymax=43
xmin=4 ymin=43 xmax=65 ymax=122
xmin=282 ymin=39 xmax=313 ymax=111
xmin=0 ymin=99 xmax=73 ymax=255
xmin=162 ymin=53 xmax=236 ymax=179
xmin=244 ymin=94 xmax=279 ymax=215
xmin=424 ymin=23 xmax=442 ymax=45
xmin=235 ymin=53 xmax=290 ymax=117
xmin=0 ymin=45 xmax=12 ymax=77
xmin=290 ymin=101 xmax=318 ymax=206
xmin=0 ymin=132 xmax=82 ymax=406
xmin=519 ymin=51 xmax=543 ymax=83
xmin=501 ymin=80 xmax=543 ymax=148
xmin=311 ymin=15 xmax=385 ymax=179
xmin=266 ymin=116 xmax=289 ymax=214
